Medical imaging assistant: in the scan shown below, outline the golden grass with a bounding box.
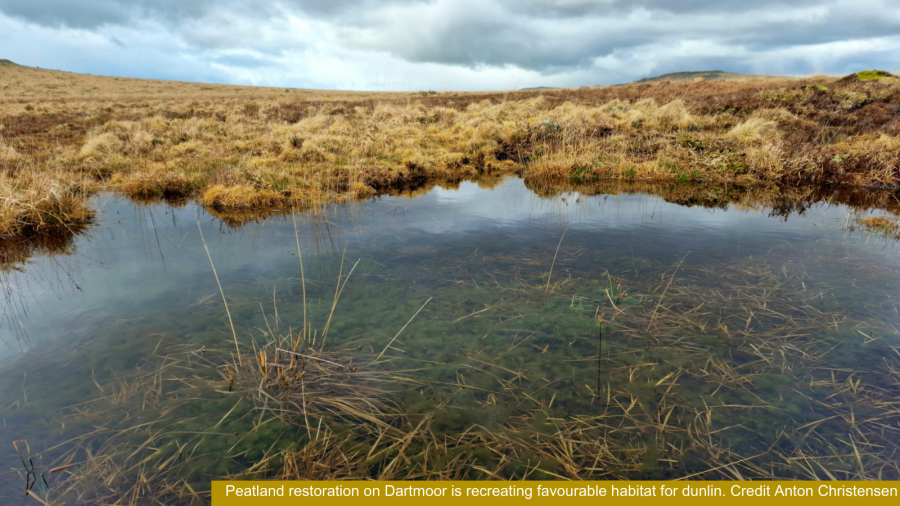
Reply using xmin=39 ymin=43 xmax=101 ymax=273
xmin=201 ymin=184 xmax=299 ymax=208
xmin=2 ymin=64 xmax=899 ymax=243
xmin=0 ymin=62 xmax=402 ymax=102
xmin=0 ymin=167 xmax=93 ymax=237
xmin=856 ymin=215 xmax=900 ymax=240
xmin=859 ymin=216 xmax=896 ymax=229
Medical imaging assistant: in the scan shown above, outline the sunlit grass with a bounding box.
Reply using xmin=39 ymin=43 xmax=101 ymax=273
xmin=1 ymin=64 xmax=899 ymax=245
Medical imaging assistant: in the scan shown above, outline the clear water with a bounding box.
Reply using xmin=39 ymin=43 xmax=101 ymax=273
xmin=1 ymin=177 xmax=900 ymax=500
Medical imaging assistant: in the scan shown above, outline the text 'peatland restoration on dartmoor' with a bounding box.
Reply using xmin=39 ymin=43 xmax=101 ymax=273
xmin=214 ymin=482 xmax=899 ymax=504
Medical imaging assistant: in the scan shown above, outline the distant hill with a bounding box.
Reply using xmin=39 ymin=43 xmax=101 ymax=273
xmin=0 ymin=60 xmax=406 ymax=102
xmin=633 ymin=70 xmax=767 ymax=83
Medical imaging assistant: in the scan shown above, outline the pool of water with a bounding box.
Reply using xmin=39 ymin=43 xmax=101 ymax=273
xmin=2 ymin=177 xmax=900 ymax=500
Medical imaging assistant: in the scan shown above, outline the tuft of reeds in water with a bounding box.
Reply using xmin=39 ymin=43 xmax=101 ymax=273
xmin=855 ymin=215 xmax=900 ymax=240
xmin=227 ymin=332 xmax=398 ymax=433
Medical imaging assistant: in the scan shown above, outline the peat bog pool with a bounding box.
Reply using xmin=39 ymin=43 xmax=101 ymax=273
xmin=1 ymin=176 xmax=900 ymax=502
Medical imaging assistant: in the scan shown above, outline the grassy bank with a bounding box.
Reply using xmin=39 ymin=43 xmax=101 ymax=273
xmin=2 ymin=65 xmax=899 ymax=241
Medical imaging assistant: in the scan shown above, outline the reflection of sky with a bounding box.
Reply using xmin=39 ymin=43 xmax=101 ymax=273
xmin=1 ymin=176 xmax=898 ymax=360
xmin=366 ymin=177 xmax=846 ymax=244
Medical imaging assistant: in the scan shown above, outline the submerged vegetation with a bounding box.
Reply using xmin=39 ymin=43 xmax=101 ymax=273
xmin=2 ymin=182 xmax=900 ymax=504
xmin=2 ymin=64 xmax=900 ymax=246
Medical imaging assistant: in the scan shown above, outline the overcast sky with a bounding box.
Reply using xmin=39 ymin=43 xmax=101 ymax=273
xmin=1 ymin=1 xmax=898 ymax=90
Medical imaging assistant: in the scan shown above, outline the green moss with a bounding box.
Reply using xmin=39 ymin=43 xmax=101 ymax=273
xmin=659 ymin=159 xmax=679 ymax=172
xmin=856 ymin=70 xmax=890 ymax=81
xmin=676 ymin=135 xmax=706 ymax=153
xmin=569 ymin=165 xmax=599 ymax=183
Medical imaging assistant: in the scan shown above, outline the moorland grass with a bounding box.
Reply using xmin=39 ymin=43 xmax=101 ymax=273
xmin=1 ymin=65 xmax=899 ymax=247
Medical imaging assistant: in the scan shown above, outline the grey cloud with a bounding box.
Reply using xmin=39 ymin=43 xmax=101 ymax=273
xmin=827 ymin=47 xmax=900 ymax=75
xmin=0 ymin=0 xmax=131 ymax=28
xmin=504 ymin=0 xmax=826 ymax=18
xmin=346 ymin=2 xmax=900 ymax=73
xmin=2 ymin=0 xmax=898 ymax=88
xmin=0 ymin=0 xmax=219 ymax=28
xmin=0 ymin=0 xmax=834 ymax=31
xmin=731 ymin=13 xmax=900 ymax=51
xmin=0 ymin=0 xmax=425 ymax=29
xmin=284 ymin=0 xmax=427 ymax=18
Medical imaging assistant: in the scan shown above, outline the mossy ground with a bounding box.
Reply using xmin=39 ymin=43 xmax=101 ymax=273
xmin=855 ymin=70 xmax=893 ymax=81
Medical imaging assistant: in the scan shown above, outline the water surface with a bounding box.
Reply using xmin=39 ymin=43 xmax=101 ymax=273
xmin=2 ymin=177 xmax=900 ymax=500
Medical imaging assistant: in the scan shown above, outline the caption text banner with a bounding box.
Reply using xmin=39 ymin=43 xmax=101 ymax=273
xmin=213 ymin=481 xmax=899 ymax=505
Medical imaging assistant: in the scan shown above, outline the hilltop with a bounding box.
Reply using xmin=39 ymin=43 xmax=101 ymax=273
xmin=0 ymin=61 xmax=397 ymax=102
xmin=633 ymin=70 xmax=775 ymax=83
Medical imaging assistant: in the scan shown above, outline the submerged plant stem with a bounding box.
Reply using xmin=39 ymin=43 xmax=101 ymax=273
xmin=376 ymin=297 xmax=433 ymax=362
xmin=292 ymin=211 xmax=308 ymax=349
xmin=647 ymin=252 xmax=689 ymax=333
xmin=546 ymin=224 xmax=571 ymax=293
xmin=196 ymin=215 xmax=242 ymax=366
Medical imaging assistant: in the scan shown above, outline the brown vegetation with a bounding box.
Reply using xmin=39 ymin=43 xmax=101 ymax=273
xmin=856 ymin=215 xmax=900 ymax=240
xmin=0 ymin=167 xmax=92 ymax=238
xmin=2 ymin=65 xmax=899 ymax=244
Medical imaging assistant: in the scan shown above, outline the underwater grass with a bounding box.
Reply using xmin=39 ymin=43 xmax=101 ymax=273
xmin=5 ymin=179 xmax=900 ymax=503
xmin=5 ymin=217 xmax=900 ymax=505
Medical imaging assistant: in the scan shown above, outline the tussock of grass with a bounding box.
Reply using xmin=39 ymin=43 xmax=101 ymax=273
xmin=229 ymin=337 xmax=397 ymax=431
xmin=201 ymin=184 xmax=295 ymax=208
xmin=0 ymin=168 xmax=93 ymax=237
xmin=859 ymin=216 xmax=897 ymax=230
xmin=856 ymin=215 xmax=900 ymax=240
xmin=0 ymin=141 xmax=23 ymax=162
xmin=119 ymin=168 xmax=205 ymax=199
xmin=727 ymin=117 xmax=779 ymax=141
xmin=78 ymin=132 xmax=121 ymax=158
